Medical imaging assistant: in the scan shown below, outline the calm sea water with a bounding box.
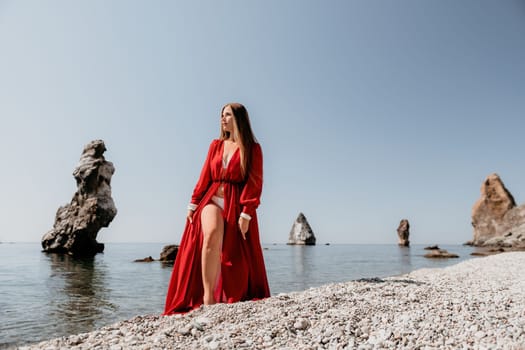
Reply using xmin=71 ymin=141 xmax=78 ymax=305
xmin=0 ymin=242 xmax=477 ymax=348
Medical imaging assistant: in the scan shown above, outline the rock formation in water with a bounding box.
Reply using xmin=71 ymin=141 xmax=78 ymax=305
xmin=397 ymin=219 xmax=410 ymax=246
xmin=134 ymin=256 xmax=155 ymax=262
xmin=470 ymin=173 xmax=525 ymax=249
xmin=159 ymin=244 xmax=179 ymax=262
xmin=41 ymin=140 xmax=117 ymax=256
xmin=424 ymin=249 xmax=459 ymax=259
xmin=287 ymin=213 xmax=316 ymax=245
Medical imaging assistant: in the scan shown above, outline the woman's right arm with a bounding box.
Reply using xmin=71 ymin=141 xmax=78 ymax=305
xmin=188 ymin=140 xmax=218 ymax=215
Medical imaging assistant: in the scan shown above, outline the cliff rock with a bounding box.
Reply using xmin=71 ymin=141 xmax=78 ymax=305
xmin=397 ymin=219 xmax=410 ymax=246
xmin=41 ymin=140 xmax=117 ymax=256
xmin=471 ymin=173 xmax=525 ymax=247
xmin=287 ymin=213 xmax=316 ymax=245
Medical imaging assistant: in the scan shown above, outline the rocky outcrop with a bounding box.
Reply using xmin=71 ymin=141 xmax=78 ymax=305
xmin=471 ymin=173 xmax=525 ymax=248
xmin=287 ymin=213 xmax=316 ymax=245
xmin=41 ymin=140 xmax=117 ymax=256
xmin=397 ymin=219 xmax=410 ymax=246
xmin=481 ymin=230 xmax=525 ymax=249
xmin=159 ymin=245 xmax=179 ymax=262
xmin=424 ymin=249 xmax=459 ymax=259
xmin=470 ymin=248 xmax=506 ymax=257
xmin=133 ymin=245 xmax=179 ymax=263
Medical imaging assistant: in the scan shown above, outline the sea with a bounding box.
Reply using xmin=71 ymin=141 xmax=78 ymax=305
xmin=0 ymin=242 xmax=479 ymax=348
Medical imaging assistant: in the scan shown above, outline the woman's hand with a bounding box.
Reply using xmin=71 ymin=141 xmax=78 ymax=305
xmin=187 ymin=210 xmax=194 ymax=224
xmin=238 ymin=216 xmax=249 ymax=239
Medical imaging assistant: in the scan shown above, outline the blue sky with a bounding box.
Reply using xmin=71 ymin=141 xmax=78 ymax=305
xmin=1 ymin=1 xmax=524 ymax=244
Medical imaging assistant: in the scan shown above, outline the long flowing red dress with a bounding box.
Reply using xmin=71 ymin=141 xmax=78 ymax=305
xmin=163 ymin=139 xmax=270 ymax=314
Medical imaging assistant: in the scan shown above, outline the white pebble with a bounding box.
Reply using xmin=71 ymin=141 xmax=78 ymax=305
xmin=294 ymin=318 xmax=309 ymax=330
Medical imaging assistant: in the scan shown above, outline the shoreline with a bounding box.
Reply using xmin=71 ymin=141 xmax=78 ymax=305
xmin=20 ymin=252 xmax=525 ymax=349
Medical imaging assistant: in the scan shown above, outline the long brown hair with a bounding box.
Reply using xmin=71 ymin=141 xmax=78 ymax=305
xmin=219 ymin=103 xmax=257 ymax=179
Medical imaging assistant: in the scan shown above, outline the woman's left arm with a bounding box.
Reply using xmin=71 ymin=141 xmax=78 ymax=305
xmin=239 ymin=143 xmax=263 ymax=218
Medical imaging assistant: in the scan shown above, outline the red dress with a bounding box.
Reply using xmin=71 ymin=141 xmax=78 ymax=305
xmin=163 ymin=139 xmax=270 ymax=314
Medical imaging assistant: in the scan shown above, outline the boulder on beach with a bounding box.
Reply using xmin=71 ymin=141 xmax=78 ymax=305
xmin=287 ymin=213 xmax=316 ymax=245
xmin=41 ymin=140 xmax=117 ymax=256
xmin=397 ymin=219 xmax=410 ymax=246
xmin=424 ymin=249 xmax=459 ymax=259
xmin=470 ymin=173 xmax=525 ymax=248
xmin=159 ymin=244 xmax=179 ymax=262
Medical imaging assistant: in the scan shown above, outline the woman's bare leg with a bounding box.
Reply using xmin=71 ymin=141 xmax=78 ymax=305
xmin=200 ymin=204 xmax=224 ymax=305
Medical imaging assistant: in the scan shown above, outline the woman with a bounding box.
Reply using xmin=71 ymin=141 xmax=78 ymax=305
xmin=163 ymin=103 xmax=270 ymax=314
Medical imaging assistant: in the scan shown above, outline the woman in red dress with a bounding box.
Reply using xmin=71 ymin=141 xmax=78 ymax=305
xmin=163 ymin=103 xmax=270 ymax=314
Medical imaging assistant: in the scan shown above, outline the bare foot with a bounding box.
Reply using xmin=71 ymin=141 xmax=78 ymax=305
xmin=203 ymin=295 xmax=216 ymax=305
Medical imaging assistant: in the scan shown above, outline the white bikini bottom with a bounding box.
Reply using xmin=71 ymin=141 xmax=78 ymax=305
xmin=211 ymin=195 xmax=224 ymax=210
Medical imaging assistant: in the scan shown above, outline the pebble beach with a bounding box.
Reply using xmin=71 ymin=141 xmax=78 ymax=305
xmin=21 ymin=252 xmax=525 ymax=350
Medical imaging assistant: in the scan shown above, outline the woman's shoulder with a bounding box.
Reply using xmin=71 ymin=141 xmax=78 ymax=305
xmin=203 ymin=139 xmax=222 ymax=154
xmin=209 ymin=139 xmax=222 ymax=147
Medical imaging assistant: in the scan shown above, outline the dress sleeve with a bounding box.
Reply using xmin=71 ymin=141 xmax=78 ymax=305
xmin=190 ymin=140 xmax=217 ymax=206
xmin=240 ymin=143 xmax=263 ymax=217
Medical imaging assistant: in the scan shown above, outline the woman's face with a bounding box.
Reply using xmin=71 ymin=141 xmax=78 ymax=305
xmin=221 ymin=105 xmax=234 ymax=133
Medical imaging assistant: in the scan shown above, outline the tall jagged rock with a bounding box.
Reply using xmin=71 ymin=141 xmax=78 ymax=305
xmin=287 ymin=213 xmax=316 ymax=245
xmin=41 ymin=140 xmax=117 ymax=256
xmin=397 ymin=219 xmax=410 ymax=246
xmin=471 ymin=173 xmax=525 ymax=247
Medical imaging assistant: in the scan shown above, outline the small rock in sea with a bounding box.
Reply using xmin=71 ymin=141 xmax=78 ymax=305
xmin=159 ymin=244 xmax=179 ymax=262
xmin=424 ymin=245 xmax=440 ymax=250
xmin=134 ymin=256 xmax=155 ymax=262
xmin=424 ymin=249 xmax=459 ymax=258
xmin=471 ymin=251 xmax=490 ymax=256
